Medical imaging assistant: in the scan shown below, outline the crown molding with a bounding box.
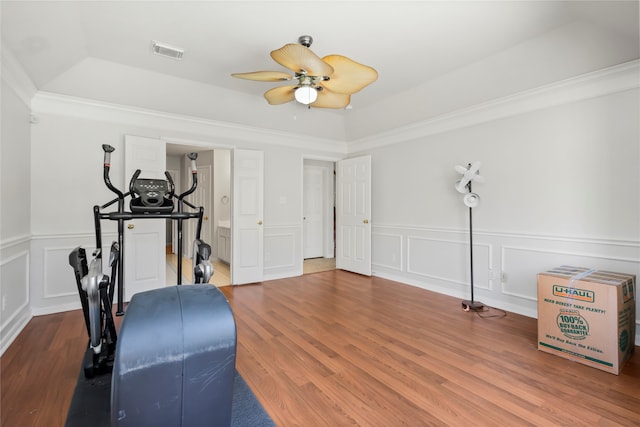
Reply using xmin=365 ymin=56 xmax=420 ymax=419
xmin=1 ymin=43 xmax=38 ymax=107
xmin=347 ymin=60 xmax=640 ymax=153
xmin=26 ymin=60 xmax=639 ymax=155
xmin=30 ymin=91 xmax=348 ymax=155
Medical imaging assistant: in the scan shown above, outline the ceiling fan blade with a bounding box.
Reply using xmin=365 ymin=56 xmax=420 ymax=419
xmin=311 ymin=88 xmax=351 ymax=109
xmin=231 ymin=71 xmax=293 ymax=82
xmin=320 ymin=55 xmax=378 ymax=94
xmin=271 ymin=44 xmax=334 ymax=77
xmin=264 ymin=85 xmax=296 ymax=105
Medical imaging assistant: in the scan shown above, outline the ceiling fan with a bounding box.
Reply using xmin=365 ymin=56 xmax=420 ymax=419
xmin=231 ymin=35 xmax=378 ymax=109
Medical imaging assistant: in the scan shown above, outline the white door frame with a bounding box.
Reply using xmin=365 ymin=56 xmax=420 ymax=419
xmin=165 ymin=140 xmax=233 ymax=278
xmin=301 ymin=157 xmax=337 ymax=273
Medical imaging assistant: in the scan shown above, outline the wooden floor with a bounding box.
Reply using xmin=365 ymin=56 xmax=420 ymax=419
xmin=2 ymin=270 xmax=639 ymax=426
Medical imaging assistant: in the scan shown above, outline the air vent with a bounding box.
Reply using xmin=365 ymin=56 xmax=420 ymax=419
xmin=151 ymin=41 xmax=184 ymax=60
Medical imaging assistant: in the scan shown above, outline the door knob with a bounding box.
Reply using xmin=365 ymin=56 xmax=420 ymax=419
xmin=128 ymin=224 xmax=134 ymax=229
xmin=258 ymin=220 xmax=263 ymax=225
xmin=204 ymin=216 xmax=209 ymax=221
xmin=363 ymin=219 xmax=369 ymax=224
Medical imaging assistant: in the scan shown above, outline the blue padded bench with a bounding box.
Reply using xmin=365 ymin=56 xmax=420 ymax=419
xmin=111 ymin=285 xmax=237 ymax=426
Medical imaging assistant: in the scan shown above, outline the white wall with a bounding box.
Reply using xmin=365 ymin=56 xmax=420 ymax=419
xmin=369 ymin=90 xmax=639 ymax=238
xmin=363 ymin=87 xmax=639 ymax=337
xmin=0 ymin=80 xmax=33 ymax=354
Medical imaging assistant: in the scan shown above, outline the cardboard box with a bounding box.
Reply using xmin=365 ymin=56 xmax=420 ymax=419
xmin=537 ymin=266 xmax=636 ymax=375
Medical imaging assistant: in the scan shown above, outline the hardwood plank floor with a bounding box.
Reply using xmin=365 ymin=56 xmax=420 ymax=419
xmin=2 ymin=270 xmax=639 ymax=426
xmin=220 ymin=271 xmax=640 ymax=426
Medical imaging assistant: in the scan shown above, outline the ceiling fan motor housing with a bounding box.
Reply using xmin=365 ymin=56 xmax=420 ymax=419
xmin=298 ymin=35 xmax=313 ymax=47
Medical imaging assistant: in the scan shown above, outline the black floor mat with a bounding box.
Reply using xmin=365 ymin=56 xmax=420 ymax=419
xmin=66 ymin=368 xmax=274 ymax=427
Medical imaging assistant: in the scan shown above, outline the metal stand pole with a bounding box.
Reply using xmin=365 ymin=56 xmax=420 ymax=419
xmin=462 ymin=180 xmax=484 ymax=311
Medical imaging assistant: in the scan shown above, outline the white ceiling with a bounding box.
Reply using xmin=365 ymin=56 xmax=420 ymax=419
xmin=2 ymin=1 xmax=639 ymax=141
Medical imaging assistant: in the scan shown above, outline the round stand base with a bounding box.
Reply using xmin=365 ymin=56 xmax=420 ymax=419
xmin=462 ymin=300 xmax=484 ymax=311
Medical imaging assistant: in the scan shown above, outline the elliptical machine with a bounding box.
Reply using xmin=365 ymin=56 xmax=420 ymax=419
xmin=69 ymin=144 xmax=214 ymax=379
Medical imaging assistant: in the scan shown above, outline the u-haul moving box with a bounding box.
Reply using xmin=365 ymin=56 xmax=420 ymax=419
xmin=537 ymin=266 xmax=636 ymax=375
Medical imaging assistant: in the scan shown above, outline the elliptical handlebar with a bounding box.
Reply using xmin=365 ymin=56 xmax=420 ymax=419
xmin=128 ymin=170 xmax=142 ymax=197
xmin=165 ymin=171 xmax=175 ymax=199
xmin=102 ymin=144 xmax=114 ymax=164
xmin=102 ymin=145 xmax=124 ymax=200
xmin=178 ymin=152 xmax=198 ymax=202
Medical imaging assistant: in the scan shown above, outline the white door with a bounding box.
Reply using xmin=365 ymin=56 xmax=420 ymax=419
xmin=303 ymin=165 xmax=325 ymax=259
xmin=124 ymin=135 xmax=166 ymax=300
xmin=336 ymin=155 xmax=371 ymax=276
xmin=232 ymin=149 xmax=264 ymax=284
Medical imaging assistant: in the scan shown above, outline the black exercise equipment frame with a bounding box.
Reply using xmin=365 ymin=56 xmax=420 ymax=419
xmin=96 ymin=144 xmax=205 ymax=316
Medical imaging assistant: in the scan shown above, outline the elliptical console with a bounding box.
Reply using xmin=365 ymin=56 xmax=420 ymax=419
xmin=129 ymin=170 xmax=175 ymax=213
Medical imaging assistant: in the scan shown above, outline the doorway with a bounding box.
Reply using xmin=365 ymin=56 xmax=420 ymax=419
xmin=303 ymin=159 xmax=336 ymax=274
xmin=166 ymin=144 xmax=231 ymax=286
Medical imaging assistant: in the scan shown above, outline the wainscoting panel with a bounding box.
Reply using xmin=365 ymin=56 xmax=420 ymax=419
xmin=30 ymin=233 xmax=106 ymax=315
xmin=263 ymin=225 xmax=302 ymax=281
xmin=1 ymin=250 xmax=30 ymax=324
xmin=43 ymin=246 xmax=80 ymax=298
xmin=266 ymin=233 xmax=296 ymax=268
xmin=371 ymin=232 xmax=402 ymax=271
xmin=501 ymin=245 xmax=640 ymax=302
xmin=0 ymin=237 xmax=32 ymax=356
xmin=407 ymin=235 xmax=491 ymax=291
xmin=371 ymin=225 xmax=640 ymax=344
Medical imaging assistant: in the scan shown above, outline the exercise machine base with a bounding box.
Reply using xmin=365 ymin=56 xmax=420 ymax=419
xmin=462 ymin=300 xmax=485 ymax=311
xmin=82 ymin=344 xmax=114 ymax=379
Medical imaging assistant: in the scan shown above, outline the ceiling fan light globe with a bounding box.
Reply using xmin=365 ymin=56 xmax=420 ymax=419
xmin=294 ymin=86 xmax=317 ymax=104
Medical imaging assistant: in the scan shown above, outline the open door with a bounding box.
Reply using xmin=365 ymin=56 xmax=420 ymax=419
xmin=123 ymin=135 xmax=167 ymax=299
xmin=303 ymin=165 xmax=326 ymax=259
xmin=336 ymin=155 xmax=371 ymax=276
xmin=232 ymin=149 xmax=264 ymax=284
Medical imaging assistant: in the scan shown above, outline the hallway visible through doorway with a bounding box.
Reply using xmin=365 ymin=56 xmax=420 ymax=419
xmin=303 ymin=257 xmax=336 ymax=274
xmin=167 ymin=255 xmax=334 ymax=285
xmin=166 ymin=254 xmax=230 ymax=287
